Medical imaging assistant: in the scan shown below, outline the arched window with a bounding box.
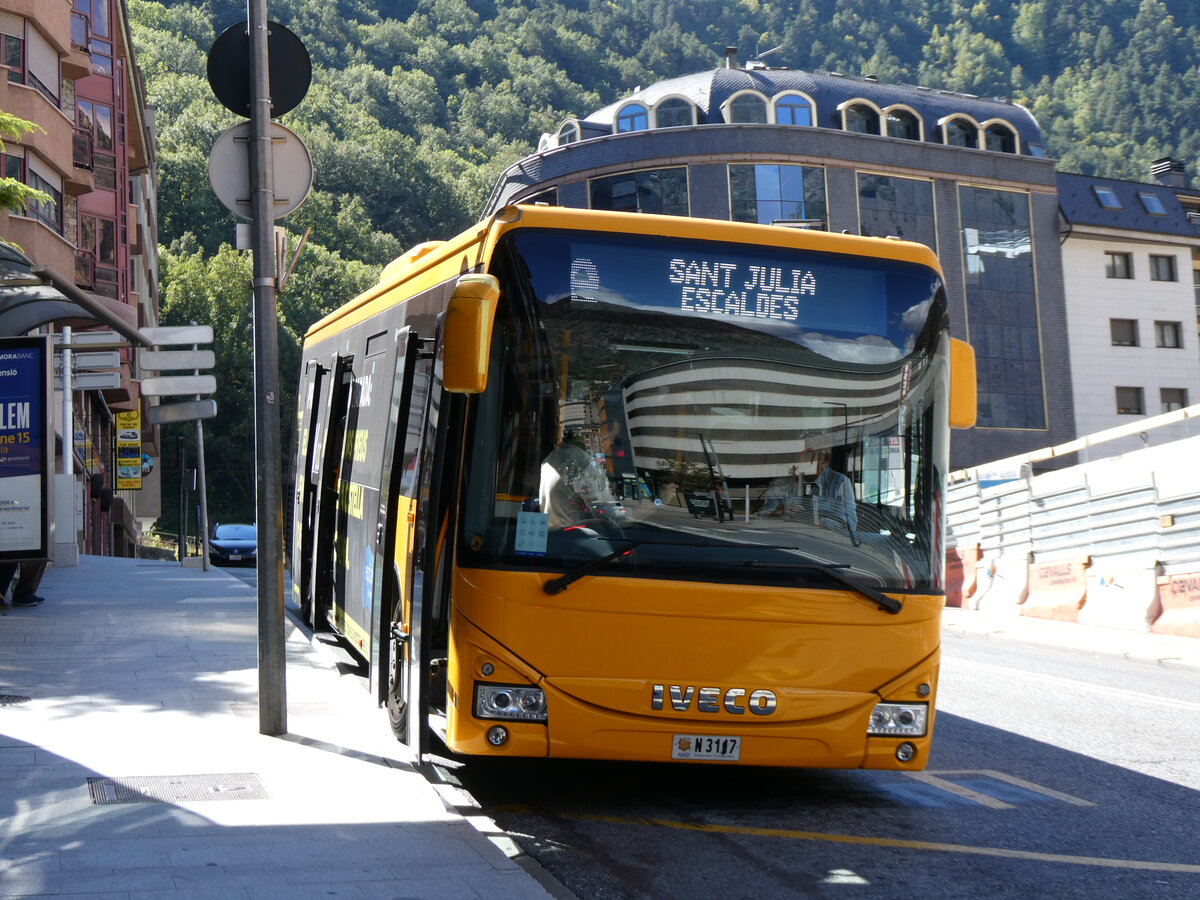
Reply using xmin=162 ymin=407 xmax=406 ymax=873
xmin=616 ymin=103 xmax=649 ymax=133
xmin=843 ymin=103 xmax=881 ymax=135
xmin=984 ymin=121 xmax=1017 ymax=153
xmin=942 ymin=116 xmax=979 ymax=148
xmin=885 ymin=107 xmax=921 ymax=140
xmin=773 ymin=93 xmax=813 ymax=126
xmin=726 ymin=92 xmax=768 ymax=124
xmin=557 ymin=121 xmax=580 ymax=145
xmin=654 ymin=97 xmax=695 ymax=128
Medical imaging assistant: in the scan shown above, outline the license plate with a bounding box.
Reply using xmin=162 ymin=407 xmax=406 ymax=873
xmin=672 ymin=735 xmax=741 ymax=761
xmin=229 ymin=554 xmax=241 ymax=561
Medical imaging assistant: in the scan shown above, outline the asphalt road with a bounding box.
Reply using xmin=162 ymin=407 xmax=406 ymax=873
xmin=448 ymin=635 xmax=1200 ymax=899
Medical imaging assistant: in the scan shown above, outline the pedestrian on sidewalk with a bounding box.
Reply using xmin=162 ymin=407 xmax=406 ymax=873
xmin=1 ymin=560 xmax=47 ymax=607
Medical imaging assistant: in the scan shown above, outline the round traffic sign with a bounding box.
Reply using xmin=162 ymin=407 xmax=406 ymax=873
xmin=207 ymin=21 xmax=311 ymax=118
xmin=208 ymin=121 xmax=313 ymax=220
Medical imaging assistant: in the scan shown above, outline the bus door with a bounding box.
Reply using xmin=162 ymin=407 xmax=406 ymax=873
xmin=294 ymin=360 xmax=327 ymax=620
xmin=307 ymin=354 xmax=354 ymax=631
xmin=370 ymin=329 xmax=420 ymax=701
xmin=389 ymin=338 xmax=438 ymax=749
xmin=408 ymin=314 xmax=477 ymax=756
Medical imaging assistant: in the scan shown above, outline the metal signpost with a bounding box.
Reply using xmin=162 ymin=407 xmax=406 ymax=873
xmin=207 ymin=5 xmax=311 ymax=737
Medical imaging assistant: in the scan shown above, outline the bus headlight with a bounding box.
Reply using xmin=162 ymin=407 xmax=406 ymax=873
xmin=867 ymin=702 xmax=928 ymax=737
xmin=474 ymin=683 xmax=547 ymax=722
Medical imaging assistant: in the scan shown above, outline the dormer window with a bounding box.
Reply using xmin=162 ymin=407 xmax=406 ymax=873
xmin=885 ymin=107 xmax=921 ymax=140
xmin=773 ymin=93 xmax=813 ymax=126
xmin=725 ymin=91 xmax=769 ymax=123
xmin=941 ymin=116 xmax=979 ymax=148
xmin=655 ymin=97 xmax=695 ymax=128
xmin=616 ymin=103 xmax=649 ymax=133
xmin=983 ymin=121 xmax=1017 ymax=153
xmin=842 ymin=102 xmax=881 ymax=135
xmin=557 ymin=120 xmax=580 ymax=145
xmin=1139 ymin=192 xmax=1167 ymax=216
xmin=1092 ymin=186 xmax=1122 ymax=210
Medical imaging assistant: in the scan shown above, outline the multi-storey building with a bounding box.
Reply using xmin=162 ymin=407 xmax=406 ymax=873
xmin=1057 ymin=163 xmax=1200 ymax=460
xmin=483 ymin=58 xmax=1076 ymax=471
xmin=0 ymin=0 xmax=158 ymax=561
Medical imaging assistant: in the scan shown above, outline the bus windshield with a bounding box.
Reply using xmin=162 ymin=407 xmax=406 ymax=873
xmin=461 ymin=227 xmax=951 ymax=594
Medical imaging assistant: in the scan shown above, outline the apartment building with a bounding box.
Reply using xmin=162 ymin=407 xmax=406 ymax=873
xmin=0 ymin=0 xmax=158 ymax=561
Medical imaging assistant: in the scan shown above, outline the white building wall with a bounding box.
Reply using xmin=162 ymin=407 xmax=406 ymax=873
xmin=1061 ymin=236 xmax=1200 ymax=460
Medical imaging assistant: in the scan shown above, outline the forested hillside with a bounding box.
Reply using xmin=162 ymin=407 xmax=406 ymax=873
xmin=130 ymin=0 xmax=1200 ymax=523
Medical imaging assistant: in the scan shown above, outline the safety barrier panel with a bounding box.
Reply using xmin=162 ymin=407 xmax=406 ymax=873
xmin=947 ymin=433 xmax=1200 ymax=635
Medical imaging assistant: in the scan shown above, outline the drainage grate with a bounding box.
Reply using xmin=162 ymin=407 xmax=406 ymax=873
xmin=0 ymin=695 xmax=31 ymax=707
xmin=87 ymin=773 xmax=269 ymax=805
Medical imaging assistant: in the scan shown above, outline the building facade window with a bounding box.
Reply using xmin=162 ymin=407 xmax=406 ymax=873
xmin=654 ymin=98 xmax=694 ymax=128
xmin=615 ymin=102 xmax=649 ymax=133
xmin=729 ymin=164 xmax=826 ymax=227
xmin=1150 ymin=254 xmax=1177 ymax=281
xmin=79 ymin=213 xmax=118 ymax=296
xmin=1115 ymin=387 xmax=1144 ymax=415
xmin=726 ymin=92 xmax=768 ymax=124
xmin=557 ymin=121 xmax=579 ymax=144
xmin=77 ymin=99 xmax=116 ymax=188
xmin=74 ymin=0 xmax=113 ymax=75
xmin=1110 ymin=318 xmax=1138 ymax=346
xmin=885 ymin=108 xmax=921 ymax=140
xmin=843 ymin=103 xmax=880 ymax=135
xmin=960 ymin=186 xmax=1044 ymax=428
xmin=1092 ymin=186 xmax=1122 ymax=209
xmin=943 ymin=117 xmax=978 ymax=148
xmin=857 ymin=173 xmax=936 ymax=251
xmin=1105 ymin=251 xmax=1132 ymax=279
xmin=773 ymin=93 xmax=812 ymax=126
xmin=1155 ymin=320 xmax=1182 ymax=348
xmin=1 ymin=32 xmax=22 ymax=84
xmin=589 ymin=167 xmax=688 ymax=216
xmin=984 ymin=122 xmax=1017 ymax=153
xmin=1139 ymin=192 xmax=1167 ymax=215
xmin=1161 ymin=388 xmax=1188 ymax=412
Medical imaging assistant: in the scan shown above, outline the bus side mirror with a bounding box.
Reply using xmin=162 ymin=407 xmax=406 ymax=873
xmin=949 ymin=337 xmax=977 ymax=429
xmin=443 ymin=274 xmax=501 ymax=394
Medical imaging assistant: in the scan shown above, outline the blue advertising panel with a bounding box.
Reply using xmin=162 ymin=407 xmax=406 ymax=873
xmin=0 ymin=336 xmax=52 ymax=560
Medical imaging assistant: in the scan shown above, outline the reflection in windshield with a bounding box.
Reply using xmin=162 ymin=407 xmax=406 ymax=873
xmin=461 ymin=230 xmax=950 ymax=594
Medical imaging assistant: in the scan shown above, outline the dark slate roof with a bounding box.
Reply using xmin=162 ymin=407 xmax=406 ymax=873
xmin=579 ymin=67 xmax=1044 ymax=152
xmin=1057 ymin=171 xmax=1200 ymax=238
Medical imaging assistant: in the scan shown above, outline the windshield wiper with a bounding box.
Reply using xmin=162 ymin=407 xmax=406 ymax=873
xmin=744 ymin=561 xmax=903 ymax=614
xmin=543 ymin=537 xmax=799 ymax=595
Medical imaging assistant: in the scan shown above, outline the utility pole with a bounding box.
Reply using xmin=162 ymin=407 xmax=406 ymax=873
xmin=248 ymin=0 xmax=286 ymax=736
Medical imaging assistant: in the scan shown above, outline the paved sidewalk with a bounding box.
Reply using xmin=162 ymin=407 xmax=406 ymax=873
xmin=942 ymin=605 xmax=1200 ymax=670
xmin=0 ymin=556 xmax=557 ymax=899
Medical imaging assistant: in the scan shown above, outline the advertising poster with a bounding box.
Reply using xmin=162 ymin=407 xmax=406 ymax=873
xmin=115 ymin=409 xmax=142 ymax=490
xmin=0 ymin=336 xmax=52 ymax=559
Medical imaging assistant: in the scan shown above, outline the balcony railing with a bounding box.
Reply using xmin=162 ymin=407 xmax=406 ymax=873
xmin=72 ymin=127 xmax=94 ymax=170
xmin=71 ymin=12 xmax=90 ymax=50
xmin=75 ymin=250 xmax=95 ymax=289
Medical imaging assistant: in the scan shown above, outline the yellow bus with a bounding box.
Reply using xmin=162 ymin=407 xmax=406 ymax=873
xmin=291 ymin=205 xmax=975 ymax=769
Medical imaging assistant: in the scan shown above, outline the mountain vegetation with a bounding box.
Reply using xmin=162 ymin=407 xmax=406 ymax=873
xmin=130 ymin=0 xmax=1200 ymax=528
